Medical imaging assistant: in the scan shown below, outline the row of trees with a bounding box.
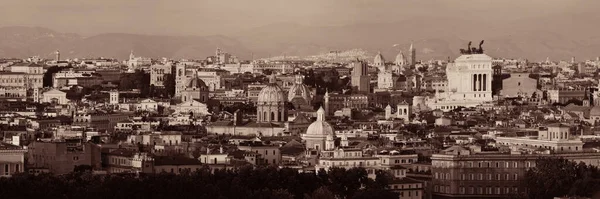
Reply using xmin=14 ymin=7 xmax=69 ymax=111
xmin=525 ymin=157 xmax=600 ymax=199
xmin=0 ymin=166 xmax=398 ymax=199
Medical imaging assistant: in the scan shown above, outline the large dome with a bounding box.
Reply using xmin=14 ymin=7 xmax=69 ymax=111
xmin=306 ymin=107 xmax=334 ymax=136
xmin=258 ymin=75 xmax=285 ymax=104
xmin=187 ymin=77 xmax=207 ymax=88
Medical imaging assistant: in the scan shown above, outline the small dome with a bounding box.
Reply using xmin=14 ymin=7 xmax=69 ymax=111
xmin=374 ymin=51 xmax=385 ymax=66
xmin=187 ymin=77 xmax=207 ymax=88
xmin=287 ymin=75 xmax=312 ymax=103
xmin=395 ymin=51 xmax=406 ymax=66
xmin=306 ymin=107 xmax=334 ymax=136
xmin=258 ymin=75 xmax=285 ymax=104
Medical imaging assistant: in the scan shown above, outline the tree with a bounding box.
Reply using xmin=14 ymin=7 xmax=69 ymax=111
xmin=525 ymin=157 xmax=600 ymax=199
xmin=163 ymin=73 xmax=176 ymax=97
xmin=304 ymin=186 xmax=335 ymax=199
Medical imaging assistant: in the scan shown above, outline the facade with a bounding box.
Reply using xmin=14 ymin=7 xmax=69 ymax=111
xmin=501 ymin=73 xmax=538 ymax=98
xmin=41 ymin=89 xmax=68 ymax=105
xmin=495 ymin=124 xmax=584 ymax=152
xmin=237 ymin=142 xmax=282 ymax=165
xmin=323 ymin=92 xmax=369 ymax=116
xmin=377 ymin=70 xmax=401 ymax=90
xmin=150 ymin=63 xmax=172 ymax=87
xmin=431 ymin=145 xmax=600 ymax=198
xmin=28 ymin=141 xmax=102 ymax=175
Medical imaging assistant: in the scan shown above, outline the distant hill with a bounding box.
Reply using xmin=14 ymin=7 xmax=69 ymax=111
xmin=230 ymin=14 xmax=600 ymax=62
xmin=2 ymin=12 xmax=600 ymax=62
xmin=0 ymin=26 xmax=256 ymax=60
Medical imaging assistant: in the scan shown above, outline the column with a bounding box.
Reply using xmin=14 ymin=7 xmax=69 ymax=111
xmin=483 ymin=74 xmax=487 ymax=91
xmin=478 ymin=74 xmax=482 ymax=91
xmin=473 ymin=74 xmax=477 ymax=91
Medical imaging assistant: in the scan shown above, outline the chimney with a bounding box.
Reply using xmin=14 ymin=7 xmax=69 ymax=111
xmin=206 ymin=147 xmax=210 ymax=154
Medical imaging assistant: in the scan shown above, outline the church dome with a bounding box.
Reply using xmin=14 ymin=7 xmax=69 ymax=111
xmin=187 ymin=77 xmax=207 ymax=88
xmin=258 ymin=75 xmax=285 ymax=104
xmin=374 ymin=52 xmax=385 ymax=66
xmin=287 ymin=74 xmax=312 ymax=103
xmin=395 ymin=51 xmax=406 ymax=65
xmin=306 ymin=107 xmax=334 ymax=136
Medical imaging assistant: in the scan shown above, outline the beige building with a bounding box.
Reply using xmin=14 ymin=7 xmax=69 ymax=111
xmin=501 ymin=73 xmax=539 ymax=98
xmin=431 ymin=145 xmax=600 ymax=198
xmin=28 ymin=141 xmax=102 ymax=175
xmin=150 ymin=63 xmax=172 ymax=87
xmin=41 ymin=89 xmax=68 ymax=105
xmin=495 ymin=123 xmax=584 ymax=152
xmin=0 ymin=143 xmax=27 ymax=177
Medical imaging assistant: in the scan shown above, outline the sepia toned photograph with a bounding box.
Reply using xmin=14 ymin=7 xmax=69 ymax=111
xmin=0 ymin=0 xmax=600 ymax=198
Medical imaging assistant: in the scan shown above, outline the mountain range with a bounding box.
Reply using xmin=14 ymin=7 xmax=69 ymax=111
xmin=1 ymin=13 xmax=599 ymax=62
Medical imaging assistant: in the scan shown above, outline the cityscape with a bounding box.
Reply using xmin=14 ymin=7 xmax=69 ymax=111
xmin=1 ymin=1 xmax=600 ymax=199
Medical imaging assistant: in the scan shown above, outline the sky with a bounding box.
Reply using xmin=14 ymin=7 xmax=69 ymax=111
xmin=1 ymin=0 xmax=598 ymax=36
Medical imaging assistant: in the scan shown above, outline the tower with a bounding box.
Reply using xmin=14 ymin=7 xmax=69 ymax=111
xmin=350 ymin=59 xmax=370 ymax=93
xmin=32 ymin=88 xmax=41 ymax=103
xmin=109 ymin=91 xmax=119 ymax=104
xmin=340 ymin=134 xmax=348 ymax=147
xmin=325 ymin=135 xmax=335 ymax=150
xmin=396 ymin=101 xmax=411 ymax=122
xmin=385 ymin=104 xmax=393 ymax=120
xmin=571 ymin=56 xmax=576 ymax=64
xmin=324 ymin=89 xmax=330 ymax=116
xmin=409 ymin=43 xmax=416 ymax=66
xmin=55 ymin=50 xmax=60 ymax=61
xmin=175 ymin=63 xmax=187 ymax=97
xmin=129 ymin=50 xmax=135 ymax=61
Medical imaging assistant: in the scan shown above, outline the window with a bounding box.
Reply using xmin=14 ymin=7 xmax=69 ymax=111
xmin=514 ymin=174 xmax=518 ymax=180
xmin=505 ymin=173 xmax=509 ymax=180
xmin=446 ymin=173 xmax=450 ymax=180
xmin=4 ymin=164 xmax=9 ymax=175
xmin=459 ymin=187 xmax=465 ymax=194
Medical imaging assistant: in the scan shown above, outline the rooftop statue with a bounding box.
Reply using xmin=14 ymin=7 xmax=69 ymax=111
xmin=459 ymin=40 xmax=485 ymax=54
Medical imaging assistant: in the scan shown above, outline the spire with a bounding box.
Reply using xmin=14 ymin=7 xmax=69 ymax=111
xmin=409 ymin=43 xmax=414 ymax=51
xmin=317 ymin=106 xmax=325 ymax=121
xmin=129 ymin=50 xmax=135 ymax=60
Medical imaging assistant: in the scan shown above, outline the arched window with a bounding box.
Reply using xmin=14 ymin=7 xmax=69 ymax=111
xmin=263 ymin=112 xmax=266 ymax=121
xmin=271 ymin=112 xmax=275 ymax=121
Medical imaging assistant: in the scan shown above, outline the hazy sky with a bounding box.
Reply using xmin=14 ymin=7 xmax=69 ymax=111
xmin=1 ymin=0 xmax=597 ymax=36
